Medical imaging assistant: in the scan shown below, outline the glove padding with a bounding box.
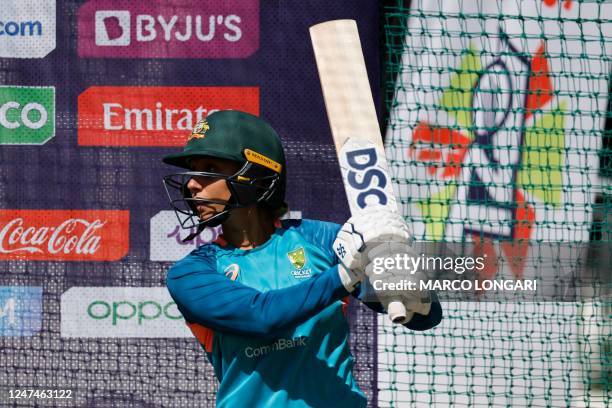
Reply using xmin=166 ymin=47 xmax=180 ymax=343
xmin=364 ymin=242 xmax=432 ymax=324
xmin=334 ymin=209 xmax=413 ymax=291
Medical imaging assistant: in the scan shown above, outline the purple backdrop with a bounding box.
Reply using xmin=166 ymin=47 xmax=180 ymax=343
xmin=0 ymin=1 xmax=380 ymax=406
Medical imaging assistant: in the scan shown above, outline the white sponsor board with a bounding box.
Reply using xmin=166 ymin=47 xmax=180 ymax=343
xmin=61 ymin=287 xmax=192 ymax=338
xmin=281 ymin=211 xmax=302 ymax=220
xmin=150 ymin=210 xmax=302 ymax=261
xmin=0 ymin=0 xmax=56 ymax=58
xmin=149 ymin=210 xmax=221 ymax=261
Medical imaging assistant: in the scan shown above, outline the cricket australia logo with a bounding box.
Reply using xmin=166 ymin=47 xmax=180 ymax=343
xmin=287 ymin=247 xmax=311 ymax=279
xmin=408 ymin=29 xmax=566 ymax=279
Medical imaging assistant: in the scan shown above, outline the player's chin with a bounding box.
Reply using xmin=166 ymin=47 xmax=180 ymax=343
xmin=197 ymin=208 xmax=220 ymax=221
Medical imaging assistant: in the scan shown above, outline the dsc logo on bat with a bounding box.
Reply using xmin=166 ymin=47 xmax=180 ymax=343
xmin=340 ymin=139 xmax=394 ymax=211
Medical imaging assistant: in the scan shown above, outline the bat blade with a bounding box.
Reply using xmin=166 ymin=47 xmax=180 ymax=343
xmin=309 ymin=19 xmax=383 ymax=152
xmin=310 ymin=19 xmax=398 ymax=215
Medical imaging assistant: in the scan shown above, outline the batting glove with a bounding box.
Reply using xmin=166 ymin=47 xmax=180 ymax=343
xmin=364 ymin=241 xmax=432 ymax=323
xmin=334 ymin=209 xmax=413 ymax=291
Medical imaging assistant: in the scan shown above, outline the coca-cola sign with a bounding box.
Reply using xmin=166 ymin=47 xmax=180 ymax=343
xmin=0 ymin=210 xmax=129 ymax=261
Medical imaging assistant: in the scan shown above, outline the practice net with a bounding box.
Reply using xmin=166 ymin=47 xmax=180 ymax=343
xmin=381 ymin=0 xmax=610 ymax=406
xmin=0 ymin=0 xmax=381 ymax=407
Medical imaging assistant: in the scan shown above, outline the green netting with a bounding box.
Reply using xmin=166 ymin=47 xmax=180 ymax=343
xmin=381 ymin=0 xmax=610 ymax=406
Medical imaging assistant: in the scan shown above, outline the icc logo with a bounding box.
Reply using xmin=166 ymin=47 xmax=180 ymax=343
xmin=95 ymin=11 xmax=130 ymax=46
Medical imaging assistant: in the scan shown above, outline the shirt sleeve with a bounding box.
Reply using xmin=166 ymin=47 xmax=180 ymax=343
xmin=166 ymin=252 xmax=350 ymax=339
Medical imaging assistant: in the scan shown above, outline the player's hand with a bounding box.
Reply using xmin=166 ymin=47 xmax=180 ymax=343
xmin=333 ymin=209 xmax=412 ymax=291
xmin=364 ymin=241 xmax=432 ymax=323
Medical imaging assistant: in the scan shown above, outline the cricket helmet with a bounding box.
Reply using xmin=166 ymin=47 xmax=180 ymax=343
xmin=162 ymin=110 xmax=287 ymax=241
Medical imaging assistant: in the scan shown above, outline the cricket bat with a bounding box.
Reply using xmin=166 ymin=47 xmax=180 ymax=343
xmin=309 ymin=19 xmax=408 ymax=324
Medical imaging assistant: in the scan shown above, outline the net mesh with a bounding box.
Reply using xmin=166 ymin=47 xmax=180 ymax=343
xmin=381 ymin=0 xmax=610 ymax=406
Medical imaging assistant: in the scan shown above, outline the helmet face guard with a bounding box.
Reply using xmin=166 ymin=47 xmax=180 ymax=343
xmin=163 ymin=160 xmax=281 ymax=242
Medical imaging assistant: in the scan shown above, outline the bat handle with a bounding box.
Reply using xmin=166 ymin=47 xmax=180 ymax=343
xmin=387 ymin=300 xmax=410 ymax=324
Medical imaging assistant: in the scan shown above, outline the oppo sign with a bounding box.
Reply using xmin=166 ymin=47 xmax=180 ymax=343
xmin=61 ymin=287 xmax=192 ymax=338
xmin=86 ymin=299 xmax=182 ymax=325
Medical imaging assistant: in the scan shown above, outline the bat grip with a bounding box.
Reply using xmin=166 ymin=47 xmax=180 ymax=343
xmin=387 ymin=300 xmax=408 ymax=324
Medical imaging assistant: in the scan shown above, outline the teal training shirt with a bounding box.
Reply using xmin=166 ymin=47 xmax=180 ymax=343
xmin=166 ymin=218 xmax=442 ymax=407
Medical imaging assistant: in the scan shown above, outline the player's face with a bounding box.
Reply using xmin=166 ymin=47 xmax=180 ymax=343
xmin=186 ymin=157 xmax=241 ymax=219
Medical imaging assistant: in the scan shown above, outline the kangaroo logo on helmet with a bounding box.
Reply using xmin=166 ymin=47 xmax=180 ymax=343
xmin=188 ymin=119 xmax=209 ymax=141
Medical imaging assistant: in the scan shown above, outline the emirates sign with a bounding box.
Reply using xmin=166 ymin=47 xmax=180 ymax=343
xmin=0 ymin=210 xmax=129 ymax=261
xmin=77 ymin=86 xmax=259 ymax=146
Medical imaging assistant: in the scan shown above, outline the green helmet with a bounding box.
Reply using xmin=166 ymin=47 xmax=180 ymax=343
xmin=162 ymin=110 xmax=287 ymax=240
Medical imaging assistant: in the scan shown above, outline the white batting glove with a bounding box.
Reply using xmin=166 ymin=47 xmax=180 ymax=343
xmin=334 ymin=209 xmax=413 ymax=292
xmin=334 ymin=224 xmax=365 ymax=292
xmin=364 ymin=241 xmax=432 ymax=323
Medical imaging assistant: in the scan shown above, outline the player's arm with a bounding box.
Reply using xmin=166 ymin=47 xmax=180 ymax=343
xmin=166 ymin=255 xmax=350 ymax=340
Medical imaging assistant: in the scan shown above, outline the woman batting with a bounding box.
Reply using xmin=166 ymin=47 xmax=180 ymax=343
xmin=163 ymin=110 xmax=442 ymax=407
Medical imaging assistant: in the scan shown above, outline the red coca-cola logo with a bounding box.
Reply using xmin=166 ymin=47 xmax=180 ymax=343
xmin=0 ymin=210 xmax=129 ymax=261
